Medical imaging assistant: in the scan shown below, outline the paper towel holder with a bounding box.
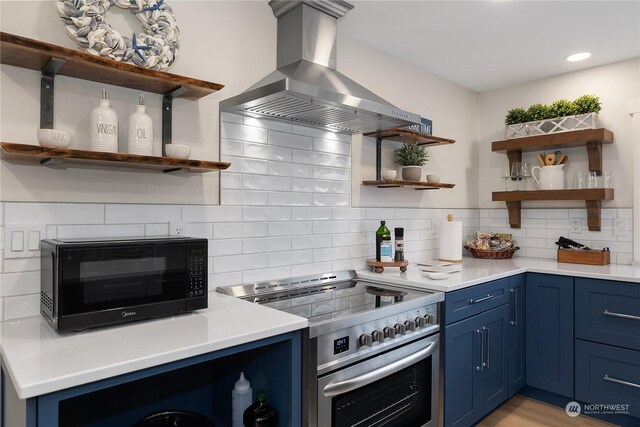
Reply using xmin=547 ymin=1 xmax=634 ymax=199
xmin=438 ymin=214 xmax=463 ymax=264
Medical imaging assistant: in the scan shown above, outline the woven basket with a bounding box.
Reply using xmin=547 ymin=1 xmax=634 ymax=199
xmin=465 ymin=246 xmax=519 ymax=259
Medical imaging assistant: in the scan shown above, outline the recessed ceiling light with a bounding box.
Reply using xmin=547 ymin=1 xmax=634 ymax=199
xmin=566 ymin=52 xmax=591 ymax=62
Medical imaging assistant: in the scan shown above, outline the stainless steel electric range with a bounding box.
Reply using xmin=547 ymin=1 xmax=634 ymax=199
xmin=218 ymin=270 xmax=444 ymax=427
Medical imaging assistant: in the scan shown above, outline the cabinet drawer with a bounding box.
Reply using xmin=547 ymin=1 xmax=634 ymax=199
xmin=575 ymin=340 xmax=640 ymax=419
xmin=444 ymin=279 xmax=509 ymax=325
xmin=576 ymin=278 xmax=640 ymax=351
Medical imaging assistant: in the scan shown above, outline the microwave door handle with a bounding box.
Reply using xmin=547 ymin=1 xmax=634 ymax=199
xmin=322 ymin=341 xmax=437 ymax=398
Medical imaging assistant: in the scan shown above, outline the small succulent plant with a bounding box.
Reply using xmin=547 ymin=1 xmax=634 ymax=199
xmin=505 ymin=108 xmax=528 ymax=125
xmin=573 ymin=94 xmax=601 ymax=114
xmin=394 ymin=143 xmax=429 ymax=166
xmin=549 ymin=99 xmax=577 ymax=118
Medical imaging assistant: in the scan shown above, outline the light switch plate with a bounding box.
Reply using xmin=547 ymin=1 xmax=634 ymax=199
xmin=4 ymin=225 xmax=46 ymax=259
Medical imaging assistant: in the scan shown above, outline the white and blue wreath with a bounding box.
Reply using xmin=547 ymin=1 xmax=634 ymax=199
xmin=56 ymin=0 xmax=180 ymax=71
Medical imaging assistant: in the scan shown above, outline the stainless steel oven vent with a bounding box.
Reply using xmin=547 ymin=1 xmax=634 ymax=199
xmin=219 ymin=0 xmax=420 ymax=134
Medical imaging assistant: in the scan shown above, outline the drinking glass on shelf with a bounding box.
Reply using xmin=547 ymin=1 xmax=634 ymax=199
xmin=602 ymin=171 xmax=612 ymax=188
xmin=500 ymin=163 xmax=511 ymax=191
xmin=572 ymin=172 xmax=586 ymax=189
xmin=587 ymin=171 xmax=598 ymax=188
xmin=521 ymin=162 xmax=531 ymax=190
xmin=511 ymin=162 xmax=530 ymax=191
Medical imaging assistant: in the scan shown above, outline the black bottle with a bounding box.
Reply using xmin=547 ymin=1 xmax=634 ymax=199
xmin=243 ymin=390 xmax=277 ymax=427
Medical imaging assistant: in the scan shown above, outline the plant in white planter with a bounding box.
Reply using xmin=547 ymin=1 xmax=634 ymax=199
xmin=394 ymin=143 xmax=429 ymax=181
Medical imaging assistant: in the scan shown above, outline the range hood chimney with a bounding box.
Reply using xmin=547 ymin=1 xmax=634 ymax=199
xmin=220 ymin=0 xmax=420 ymax=134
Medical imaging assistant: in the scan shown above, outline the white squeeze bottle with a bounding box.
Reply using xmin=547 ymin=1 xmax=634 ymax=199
xmin=90 ymin=88 xmax=118 ymax=153
xmin=232 ymin=372 xmax=252 ymax=427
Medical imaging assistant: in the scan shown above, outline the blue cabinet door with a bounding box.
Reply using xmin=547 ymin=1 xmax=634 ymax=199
xmin=508 ymin=274 xmax=525 ymax=397
xmin=526 ymin=273 xmax=574 ymax=398
xmin=444 ymin=305 xmax=509 ymax=427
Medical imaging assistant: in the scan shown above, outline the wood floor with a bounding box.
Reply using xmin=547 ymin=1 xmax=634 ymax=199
xmin=477 ymin=396 xmax=616 ymax=427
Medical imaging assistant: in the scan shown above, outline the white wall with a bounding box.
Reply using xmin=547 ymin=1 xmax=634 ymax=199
xmin=478 ymin=58 xmax=640 ymax=209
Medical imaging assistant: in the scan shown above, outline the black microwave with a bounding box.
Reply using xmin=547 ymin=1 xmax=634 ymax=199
xmin=40 ymin=237 xmax=208 ymax=332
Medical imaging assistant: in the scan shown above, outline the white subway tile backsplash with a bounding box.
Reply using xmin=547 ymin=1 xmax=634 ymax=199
xmin=223 ymin=156 xmax=269 ymax=175
xmin=292 ymin=178 xmax=330 ymax=193
xmin=243 ymin=237 xmax=291 ymax=254
xmin=145 ymin=223 xmax=169 ymax=236
xmin=314 ymin=166 xmax=350 ymax=181
xmin=182 ymin=206 xmax=242 ymax=222
xmin=242 ymin=266 xmax=292 ymax=284
xmin=211 ymin=239 xmax=243 ymax=256
xmin=6 ymin=203 xmax=104 ymax=225
xmin=221 ymin=190 xmax=268 ymax=206
xmin=3 ymin=294 xmax=39 ymax=320
xmin=221 ymin=122 xmax=267 ymax=143
xmin=292 ymin=235 xmax=332 ymax=250
xmin=1 ymin=271 xmax=39 ymax=297
xmin=291 ymin=261 xmax=332 ymax=277
xmin=105 ymin=204 xmax=181 ymax=224
xmin=313 ymin=194 xmax=350 ymax=207
xmin=269 ymin=221 xmax=312 ymax=236
xmin=313 ymin=138 xmax=351 ymax=156
xmin=313 ymin=221 xmax=350 ymax=234
xmin=243 ymin=175 xmax=292 ymax=191
xmin=331 ymin=181 xmax=351 ymax=194
xmin=3 ymin=257 xmax=39 ymax=273
xmin=244 ymin=142 xmax=292 ymax=162
xmin=186 ymin=223 xmax=213 ymax=239
xmin=211 ymin=271 xmax=243 ymax=288
xmin=213 ymin=253 xmax=268 ymax=273
xmin=292 ymin=207 xmax=332 ymax=221
xmin=269 ymin=130 xmax=312 ymax=150
xmin=268 ymin=191 xmax=312 ymax=207
xmin=213 ymin=222 xmax=245 ymax=239
xmin=269 ymin=249 xmax=312 ymax=267
xmin=221 ymin=138 xmax=243 ymax=156
xmin=221 ymin=173 xmax=243 ymax=189
xmin=332 ymin=208 xmax=366 ymax=220
xmin=221 ymin=112 xmax=243 ymax=124
xmin=58 ymin=224 xmax=145 ymax=239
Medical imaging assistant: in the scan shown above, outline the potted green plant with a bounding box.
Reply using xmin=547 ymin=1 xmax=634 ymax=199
xmin=394 ymin=143 xmax=429 ymax=181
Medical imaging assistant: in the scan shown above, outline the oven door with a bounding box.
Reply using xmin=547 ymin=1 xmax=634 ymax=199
xmin=317 ymin=333 xmax=439 ymax=427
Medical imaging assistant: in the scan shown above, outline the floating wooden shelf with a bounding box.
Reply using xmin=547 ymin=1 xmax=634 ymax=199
xmin=492 ymin=128 xmax=613 ymax=172
xmin=364 ymin=128 xmax=455 ymax=146
xmin=0 ymin=32 xmax=223 ymax=100
xmin=363 ymin=180 xmax=455 ymax=190
xmin=1 ymin=142 xmax=230 ymax=174
xmin=492 ymin=189 xmax=614 ymax=231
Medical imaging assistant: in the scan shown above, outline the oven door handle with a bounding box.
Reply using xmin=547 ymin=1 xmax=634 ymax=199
xmin=322 ymin=341 xmax=437 ymax=398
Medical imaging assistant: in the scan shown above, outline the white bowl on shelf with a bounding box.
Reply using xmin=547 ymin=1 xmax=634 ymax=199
xmin=37 ymin=128 xmax=71 ymax=148
xmin=165 ymin=143 xmax=191 ymax=159
xmin=381 ymin=169 xmax=397 ymax=180
xmin=426 ymin=174 xmax=441 ymax=183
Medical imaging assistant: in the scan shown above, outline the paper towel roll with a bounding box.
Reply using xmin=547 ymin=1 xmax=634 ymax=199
xmin=439 ymin=214 xmax=463 ymax=263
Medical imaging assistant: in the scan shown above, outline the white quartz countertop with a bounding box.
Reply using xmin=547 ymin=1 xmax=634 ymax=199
xmin=357 ymin=257 xmax=640 ymax=293
xmin=0 ymin=293 xmax=307 ymax=400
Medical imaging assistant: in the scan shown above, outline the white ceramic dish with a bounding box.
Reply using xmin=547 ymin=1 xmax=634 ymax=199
xmin=381 ymin=169 xmax=397 ymax=180
xmin=426 ymin=272 xmax=450 ymax=280
xmin=426 ymin=174 xmax=440 ymax=183
xmin=37 ymin=129 xmax=71 ymax=148
xmin=165 ymin=143 xmax=190 ymax=159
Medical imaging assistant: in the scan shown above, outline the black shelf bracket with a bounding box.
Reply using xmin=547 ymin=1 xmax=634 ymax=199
xmin=375 ymin=137 xmax=382 ymax=181
xmin=40 ymin=58 xmax=66 ymax=129
xmin=162 ymin=86 xmax=188 ymax=157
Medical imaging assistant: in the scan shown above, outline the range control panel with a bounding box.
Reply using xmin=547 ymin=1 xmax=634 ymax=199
xmin=316 ymin=304 xmax=439 ymax=371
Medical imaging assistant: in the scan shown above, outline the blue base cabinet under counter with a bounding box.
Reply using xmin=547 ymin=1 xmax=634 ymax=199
xmin=507 ymin=274 xmax=526 ymax=397
xmin=443 ymin=278 xmax=510 ymax=427
xmin=3 ymin=331 xmax=302 ymax=427
xmin=525 ymin=273 xmax=574 ymax=398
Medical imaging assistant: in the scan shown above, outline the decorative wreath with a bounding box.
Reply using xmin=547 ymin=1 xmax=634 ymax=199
xmin=55 ymin=0 xmax=180 ymax=71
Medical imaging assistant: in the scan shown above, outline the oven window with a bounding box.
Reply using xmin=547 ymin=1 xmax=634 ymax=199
xmin=332 ymin=358 xmax=431 ymax=427
xmin=60 ymin=244 xmax=186 ymax=315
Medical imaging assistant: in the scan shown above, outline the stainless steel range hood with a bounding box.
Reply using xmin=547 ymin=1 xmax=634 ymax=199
xmin=219 ymin=0 xmax=420 ymax=134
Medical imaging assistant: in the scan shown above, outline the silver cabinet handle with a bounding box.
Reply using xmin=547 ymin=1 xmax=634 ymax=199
xmin=603 ymin=310 xmax=640 ymax=321
xmin=603 ymin=375 xmax=640 ymax=389
xmin=480 ymin=328 xmax=486 ymax=371
xmin=510 ymin=288 xmax=518 ymax=326
xmin=475 ymin=329 xmax=483 ymax=372
xmin=483 ymin=326 xmax=490 ymax=370
xmin=323 ymin=341 xmax=437 ymax=397
xmin=469 ymin=294 xmax=494 ymax=305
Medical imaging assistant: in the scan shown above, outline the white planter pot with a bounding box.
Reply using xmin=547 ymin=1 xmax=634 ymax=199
xmin=401 ymin=166 xmax=422 ymax=181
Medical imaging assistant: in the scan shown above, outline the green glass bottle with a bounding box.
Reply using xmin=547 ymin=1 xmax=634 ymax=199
xmin=375 ymin=221 xmax=391 ymax=261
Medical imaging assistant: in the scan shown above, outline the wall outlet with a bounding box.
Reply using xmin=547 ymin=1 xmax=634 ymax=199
xmin=570 ymin=218 xmax=582 ymax=234
xmin=169 ymin=221 xmax=186 ymax=236
xmin=614 ymin=219 xmax=627 ymax=236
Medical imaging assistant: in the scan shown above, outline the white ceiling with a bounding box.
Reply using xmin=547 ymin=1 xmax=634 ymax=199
xmin=339 ymin=1 xmax=640 ymax=92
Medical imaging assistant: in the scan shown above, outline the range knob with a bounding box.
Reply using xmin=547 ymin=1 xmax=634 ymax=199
xmin=424 ymin=313 xmax=433 ymax=324
xmin=394 ymin=323 xmax=406 ymax=335
xmin=416 ymin=316 xmax=427 ymax=328
xmin=359 ymin=333 xmax=373 ymax=347
xmin=405 ymin=319 xmax=417 ymax=331
xmin=372 ymin=329 xmax=385 ymax=343
xmin=383 ymin=326 xmax=396 ymax=339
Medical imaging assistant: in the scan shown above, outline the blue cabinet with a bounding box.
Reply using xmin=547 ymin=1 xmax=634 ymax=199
xmin=444 ymin=305 xmax=509 ymax=427
xmin=508 ymin=274 xmax=525 ymax=397
xmin=4 ymin=332 xmax=302 ymax=427
xmin=526 ymin=273 xmax=574 ymax=398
